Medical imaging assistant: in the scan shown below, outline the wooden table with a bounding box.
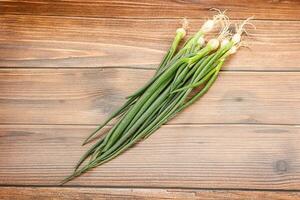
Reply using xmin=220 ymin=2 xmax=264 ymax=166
xmin=1 ymin=1 xmax=300 ymax=199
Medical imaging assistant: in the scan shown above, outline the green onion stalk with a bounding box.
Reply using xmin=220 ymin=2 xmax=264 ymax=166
xmin=61 ymin=13 xmax=252 ymax=184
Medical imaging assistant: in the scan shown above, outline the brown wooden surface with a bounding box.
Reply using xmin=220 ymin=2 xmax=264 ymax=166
xmin=1 ymin=15 xmax=300 ymax=71
xmin=1 ymin=69 xmax=299 ymax=125
xmin=1 ymin=0 xmax=300 ymax=20
xmin=1 ymin=0 xmax=300 ymax=199
xmin=1 ymin=124 xmax=300 ymax=189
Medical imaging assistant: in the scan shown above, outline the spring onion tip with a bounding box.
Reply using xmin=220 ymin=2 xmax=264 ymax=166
xmin=201 ymin=9 xmax=229 ymax=33
xmin=176 ymin=27 xmax=186 ymax=38
xmin=221 ymin=39 xmax=230 ymax=48
xmin=181 ymin=17 xmax=189 ymax=30
xmin=197 ymin=37 xmax=205 ymax=47
xmin=232 ymin=16 xmax=255 ymax=44
xmin=207 ymin=39 xmax=219 ymax=50
xmin=232 ymin=34 xmax=241 ymax=44
xmin=217 ymin=17 xmax=231 ymax=41
xmin=228 ymin=46 xmax=237 ymax=55
xmin=176 ymin=18 xmax=188 ymax=38
xmin=201 ymin=19 xmax=215 ymax=33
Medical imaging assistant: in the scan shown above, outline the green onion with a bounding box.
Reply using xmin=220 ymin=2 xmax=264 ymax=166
xmin=61 ymin=13 xmax=253 ymax=184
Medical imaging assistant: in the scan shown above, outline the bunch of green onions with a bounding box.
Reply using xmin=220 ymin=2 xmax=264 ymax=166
xmin=62 ymin=12 xmax=253 ymax=184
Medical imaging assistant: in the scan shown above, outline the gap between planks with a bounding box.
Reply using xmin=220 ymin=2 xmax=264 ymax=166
xmin=1 ymin=186 xmax=300 ymax=200
xmin=1 ymin=67 xmax=300 ymax=73
xmin=0 ymin=123 xmax=299 ymax=128
xmin=3 ymin=13 xmax=300 ymax=22
xmin=2 ymin=184 xmax=300 ymax=192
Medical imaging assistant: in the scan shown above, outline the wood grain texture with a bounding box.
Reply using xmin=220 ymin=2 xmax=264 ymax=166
xmin=0 ymin=69 xmax=299 ymax=125
xmin=0 ymin=124 xmax=299 ymax=189
xmin=1 ymin=0 xmax=300 ymax=197
xmin=1 ymin=187 xmax=300 ymax=200
xmin=1 ymin=0 xmax=300 ymax=20
xmin=1 ymin=15 xmax=300 ymax=70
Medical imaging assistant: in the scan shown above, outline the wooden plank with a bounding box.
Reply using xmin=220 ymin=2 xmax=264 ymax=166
xmin=0 ymin=69 xmax=299 ymax=125
xmin=1 ymin=187 xmax=300 ymax=200
xmin=0 ymin=0 xmax=300 ymax=20
xmin=0 ymin=124 xmax=299 ymax=189
xmin=1 ymin=15 xmax=300 ymax=70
